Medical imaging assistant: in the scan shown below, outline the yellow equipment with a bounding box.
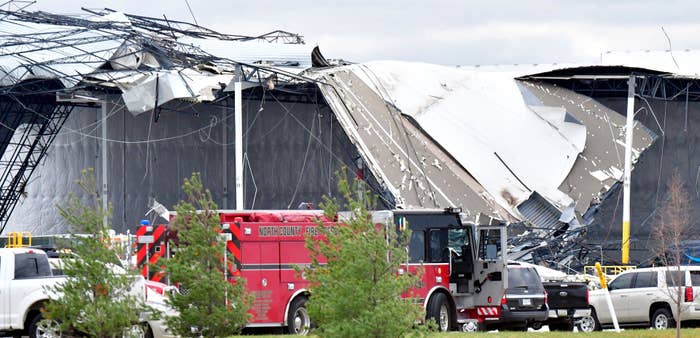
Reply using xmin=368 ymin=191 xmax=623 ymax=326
xmin=5 ymin=231 xmax=32 ymax=248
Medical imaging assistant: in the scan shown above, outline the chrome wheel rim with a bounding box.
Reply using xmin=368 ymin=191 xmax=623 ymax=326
xmin=578 ymin=316 xmax=595 ymax=332
xmin=654 ymin=313 xmax=669 ymax=329
xmin=293 ymin=307 xmax=310 ymax=335
xmin=36 ymin=319 xmax=61 ymax=338
xmin=439 ymin=303 xmax=449 ymax=331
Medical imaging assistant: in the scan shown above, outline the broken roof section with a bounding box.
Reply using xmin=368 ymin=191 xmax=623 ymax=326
xmin=309 ymin=61 xmax=657 ymax=233
xmin=0 ymin=6 xmax=315 ymax=112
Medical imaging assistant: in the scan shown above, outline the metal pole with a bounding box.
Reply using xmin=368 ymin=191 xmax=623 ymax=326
xmin=102 ymin=100 xmax=108 ymax=230
xmin=234 ymin=68 xmax=244 ymax=210
xmin=622 ymin=75 xmax=635 ymax=265
xmin=222 ymin=104 xmax=228 ymax=209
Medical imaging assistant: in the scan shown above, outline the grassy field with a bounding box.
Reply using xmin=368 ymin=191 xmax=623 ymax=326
xmin=436 ymin=328 xmax=700 ymax=337
xmin=234 ymin=328 xmax=700 ymax=337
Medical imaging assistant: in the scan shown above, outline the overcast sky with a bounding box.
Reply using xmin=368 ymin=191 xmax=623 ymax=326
xmin=28 ymin=0 xmax=700 ymax=66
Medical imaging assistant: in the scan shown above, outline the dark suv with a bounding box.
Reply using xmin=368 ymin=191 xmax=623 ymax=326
xmin=485 ymin=264 xmax=549 ymax=331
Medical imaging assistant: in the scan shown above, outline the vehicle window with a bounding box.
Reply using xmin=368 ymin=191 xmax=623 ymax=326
xmin=609 ymin=273 xmax=634 ymax=290
xmin=478 ymin=229 xmax=501 ymax=260
xmin=634 ymin=271 xmax=657 ymax=288
xmin=666 ymin=270 xmax=685 ymax=287
xmin=691 ymin=271 xmax=700 ymax=286
xmin=448 ymin=228 xmax=471 ymax=254
xmin=428 ymin=229 xmax=449 ymax=263
xmin=14 ymin=253 xmax=51 ymax=279
xmin=408 ymin=230 xmax=425 ymax=263
xmin=508 ymin=267 xmax=541 ymax=288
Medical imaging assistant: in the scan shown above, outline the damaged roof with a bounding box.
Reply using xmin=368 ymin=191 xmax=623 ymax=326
xmin=0 ymin=6 xmax=316 ymax=112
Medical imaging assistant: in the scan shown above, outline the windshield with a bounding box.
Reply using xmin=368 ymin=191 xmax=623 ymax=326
xmin=448 ymin=228 xmax=471 ymax=253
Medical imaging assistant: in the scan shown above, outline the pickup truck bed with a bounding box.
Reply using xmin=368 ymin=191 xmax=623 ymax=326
xmin=543 ymin=281 xmax=590 ymax=331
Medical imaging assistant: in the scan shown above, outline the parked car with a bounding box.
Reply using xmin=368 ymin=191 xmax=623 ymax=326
xmin=482 ymin=263 xmax=548 ymax=331
xmin=583 ymin=266 xmax=700 ymax=331
xmin=511 ymin=261 xmax=591 ymax=331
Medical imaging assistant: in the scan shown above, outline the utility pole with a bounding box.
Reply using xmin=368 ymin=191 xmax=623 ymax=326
xmin=234 ymin=66 xmax=244 ymax=210
xmin=622 ymin=75 xmax=635 ymax=265
xmin=102 ymin=99 xmax=108 ymax=230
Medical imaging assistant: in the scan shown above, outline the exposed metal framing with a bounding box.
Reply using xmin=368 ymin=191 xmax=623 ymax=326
xmin=0 ymin=94 xmax=72 ymax=235
xmin=529 ymin=74 xmax=700 ymax=101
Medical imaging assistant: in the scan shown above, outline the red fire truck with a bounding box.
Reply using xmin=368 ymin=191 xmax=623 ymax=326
xmin=136 ymin=208 xmax=507 ymax=333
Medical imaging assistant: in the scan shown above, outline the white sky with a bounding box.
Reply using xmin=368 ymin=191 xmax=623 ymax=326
xmin=28 ymin=0 xmax=700 ymax=66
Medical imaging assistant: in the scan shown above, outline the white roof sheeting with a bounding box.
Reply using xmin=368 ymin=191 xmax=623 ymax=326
xmin=351 ymin=61 xmax=582 ymax=216
xmin=602 ymin=49 xmax=700 ymax=77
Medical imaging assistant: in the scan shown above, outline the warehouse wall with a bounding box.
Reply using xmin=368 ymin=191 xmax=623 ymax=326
xmin=6 ymin=92 xmax=363 ymax=235
xmin=588 ymin=97 xmax=700 ymax=264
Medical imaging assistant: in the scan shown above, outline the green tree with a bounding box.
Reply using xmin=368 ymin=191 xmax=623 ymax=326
xmin=654 ymin=170 xmax=695 ymax=337
xmin=304 ymin=173 xmax=426 ymax=338
xmin=163 ymin=172 xmax=251 ymax=337
xmin=44 ymin=168 xmax=148 ymax=338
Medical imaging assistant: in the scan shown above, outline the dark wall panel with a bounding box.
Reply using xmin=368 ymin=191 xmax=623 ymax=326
xmin=7 ymin=92 xmax=361 ymax=235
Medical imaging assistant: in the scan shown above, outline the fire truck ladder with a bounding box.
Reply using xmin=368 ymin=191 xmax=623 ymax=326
xmin=0 ymin=84 xmax=74 ymax=235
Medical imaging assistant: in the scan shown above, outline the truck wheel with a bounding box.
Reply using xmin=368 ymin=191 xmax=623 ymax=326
xmin=427 ymin=293 xmax=451 ymax=332
xmin=576 ymin=309 xmax=601 ymax=332
xmin=286 ymin=296 xmax=311 ymax=335
xmin=651 ymin=308 xmax=675 ymax=330
xmin=143 ymin=323 xmax=154 ymax=338
xmin=28 ymin=313 xmax=61 ymax=338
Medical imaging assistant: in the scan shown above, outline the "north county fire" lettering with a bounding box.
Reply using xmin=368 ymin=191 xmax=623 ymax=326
xmin=258 ymin=226 xmax=303 ymax=237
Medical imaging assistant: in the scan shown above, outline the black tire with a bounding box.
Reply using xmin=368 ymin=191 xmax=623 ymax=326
xmin=531 ymin=321 xmax=544 ymax=330
xmin=143 ymin=322 xmax=154 ymax=338
xmin=477 ymin=322 xmax=488 ymax=332
xmin=426 ymin=293 xmax=452 ymax=332
xmin=28 ymin=312 xmax=61 ymax=338
xmin=651 ymin=307 xmax=675 ymax=330
xmin=286 ymin=296 xmax=311 ymax=335
xmin=549 ymin=321 xmax=574 ymax=331
xmin=576 ymin=308 xmax=601 ymax=332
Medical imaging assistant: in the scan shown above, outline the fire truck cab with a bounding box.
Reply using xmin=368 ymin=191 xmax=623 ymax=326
xmin=378 ymin=209 xmax=507 ymax=332
xmin=136 ymin=208 xmax=506 ymax=333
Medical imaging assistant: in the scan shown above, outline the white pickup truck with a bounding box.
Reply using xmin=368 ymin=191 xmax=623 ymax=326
xmin=0 ymin=247 xmax=64 ymax=338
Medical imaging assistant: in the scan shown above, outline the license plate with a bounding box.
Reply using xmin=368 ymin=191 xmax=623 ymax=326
xmin=522 ymin=298 xmax=531 ymax=306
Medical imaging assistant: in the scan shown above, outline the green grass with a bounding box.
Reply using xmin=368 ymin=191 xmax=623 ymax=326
xmin=435 ymin=328 xmax=700 ymax=337
xmin=231 ymin=328 xmax=700 ymax=337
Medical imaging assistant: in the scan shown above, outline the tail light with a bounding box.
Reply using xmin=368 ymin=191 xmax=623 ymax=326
xmin=544 ymin=290 xmax=548 ymax=307
xmin=586 ymin=289 xmax=590 ymax=305
xmin=501 ymin=294 xmax=507 ymax=305
xmin=685 ymin=286 xmax=693 ymax=302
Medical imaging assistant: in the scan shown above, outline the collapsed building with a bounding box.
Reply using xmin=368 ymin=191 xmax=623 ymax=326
xmin=0 ymin=5 xmax=697 ymax=270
